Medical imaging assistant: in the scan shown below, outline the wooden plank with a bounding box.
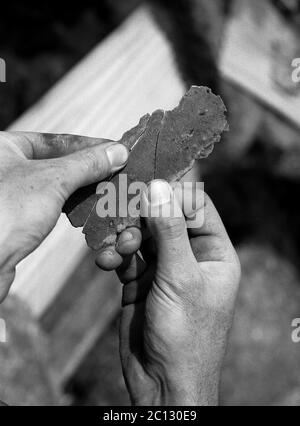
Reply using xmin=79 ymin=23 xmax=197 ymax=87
xmin=9 ymin=7 xmax=185 ymax=317
xmin=220 ymin=0 xmax=300 ymax=129
xmin=41 ymin=254 xmax=122 ymax=385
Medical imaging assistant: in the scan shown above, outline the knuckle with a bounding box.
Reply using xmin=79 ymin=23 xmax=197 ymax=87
xmin=80 ymin=150 xmax=98 ymax=172
xmin=58 ymin=134 xmax=71 ymax=152
xmin=43 ymin=134 xmax=70 ymax=155
xmin=78 ymin=148 xmax=107 ymax=178
xmin=156 ymin=216 xmax=185 ymax=239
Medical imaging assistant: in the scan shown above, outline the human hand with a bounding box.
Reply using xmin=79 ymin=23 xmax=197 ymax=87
xmin=96 ymin=180 xmax=241 ymax=406
xmin=0 ymin=131 xmax=128 ymax=302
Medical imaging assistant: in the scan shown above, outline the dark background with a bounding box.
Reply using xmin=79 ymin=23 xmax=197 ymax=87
xmin=0 ymin=1 xmax=140 ymax=128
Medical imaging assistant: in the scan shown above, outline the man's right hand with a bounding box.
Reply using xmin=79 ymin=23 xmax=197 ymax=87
xmin=97 ymin=180 xmax=241 ymax=406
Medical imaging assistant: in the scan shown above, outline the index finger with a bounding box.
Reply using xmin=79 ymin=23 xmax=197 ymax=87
xmin=2 ymin=131 xmax=113 ymax=160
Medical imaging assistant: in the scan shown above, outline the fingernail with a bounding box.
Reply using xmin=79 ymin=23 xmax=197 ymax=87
xmin=147 ymin=180 xmax=172 ymax=206
xmin=141 ymin=180 xmax=183 ymax=220
xmin=106 ymin=144 xmax=128 ymax=173
xmin=118 ymin=230 xmax=133 ymax=244
xmin=101 ymin=249 xmax=115 ymax=257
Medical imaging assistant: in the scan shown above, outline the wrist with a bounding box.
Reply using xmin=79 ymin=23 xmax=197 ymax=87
xmin=134 ymin=374 xmax=219 ymax=406
xmin=160 ymin=378 xmax=219 ymax=406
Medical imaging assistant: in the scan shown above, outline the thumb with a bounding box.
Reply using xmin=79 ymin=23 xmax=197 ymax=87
xmin=47 ymin=141 xmax=128 ymax=197
xmin=141 ymin=180 xmax=194 ymax=270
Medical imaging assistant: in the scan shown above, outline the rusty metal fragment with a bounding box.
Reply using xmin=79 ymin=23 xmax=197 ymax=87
xmin=65 ymin=86 xmax=228 ymax=250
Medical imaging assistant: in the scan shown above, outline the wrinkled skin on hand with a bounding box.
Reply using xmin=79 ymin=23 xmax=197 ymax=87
xmin=0 ymin=131 xmax=128 ymax=301
xmin=96 ymin=181 xmax=241 ymax=406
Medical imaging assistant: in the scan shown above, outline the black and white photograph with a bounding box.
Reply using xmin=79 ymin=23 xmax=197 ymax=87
xmin=0 ymin=0 xmax=300 ymax=410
